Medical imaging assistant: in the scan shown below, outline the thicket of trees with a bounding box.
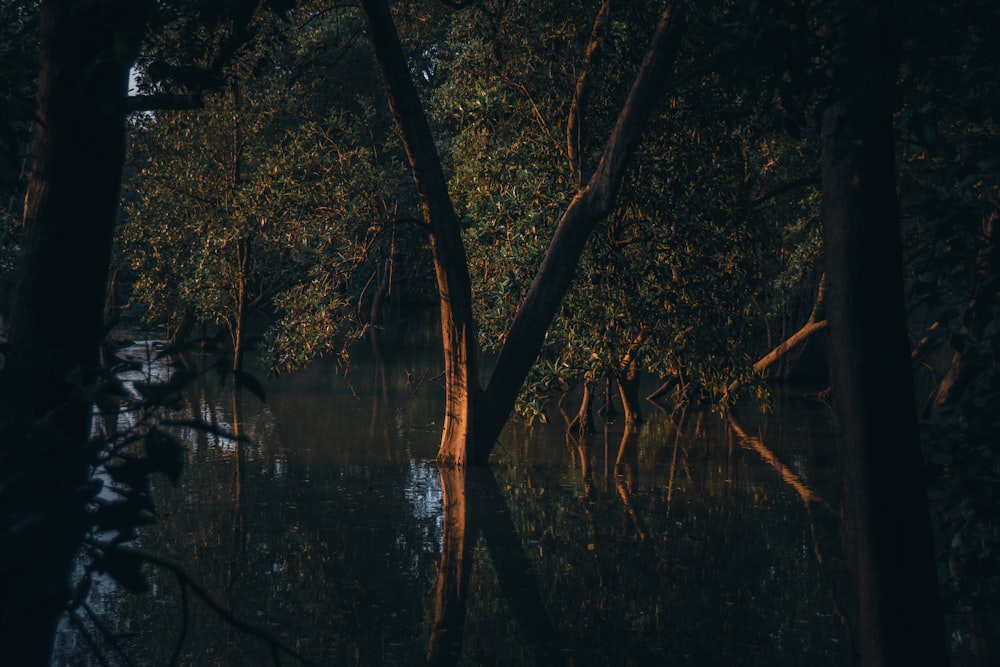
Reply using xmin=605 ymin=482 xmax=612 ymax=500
xmin=1 ymin=0 xmax=997 ymax=664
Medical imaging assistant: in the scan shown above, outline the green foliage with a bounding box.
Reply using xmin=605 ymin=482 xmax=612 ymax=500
xmin=421 ymin=0 xmax=822 ymax=419
xmin=119 ymin=4 xmax=420 ymax=374
xmin=898 ymin=0 xmax=1000 ymax=613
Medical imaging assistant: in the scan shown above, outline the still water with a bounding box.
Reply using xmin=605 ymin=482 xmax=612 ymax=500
xmin=54 ymin=315 xmax=849 ymax=666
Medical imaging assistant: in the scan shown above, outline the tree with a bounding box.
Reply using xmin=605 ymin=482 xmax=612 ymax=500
xmin=359 ymin=0 xmax=687 ymax=465
xmin=0 ymin=1 xmax=287 ymax=661
xmin=819 ymin=0 xmax=949 ymax=663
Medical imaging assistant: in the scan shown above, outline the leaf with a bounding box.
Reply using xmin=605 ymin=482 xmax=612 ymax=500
xmin=108 ymin=457 xmax=150 ymax=491
xmin=158 ymin=419 xmax=248 ymax=442
xmin=145 ymin=428 xmax=186 ymax=486
xmin=233 ymin=369 xmax=267 ymax=402
xmin=95 ymin=547 xmax=150 ymax=594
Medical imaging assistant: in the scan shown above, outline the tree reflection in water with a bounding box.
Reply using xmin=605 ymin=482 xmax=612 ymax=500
xmin=52 ymin=347 xmax=849 ymax=666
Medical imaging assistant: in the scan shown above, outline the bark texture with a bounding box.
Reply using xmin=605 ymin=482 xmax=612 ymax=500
xmin=359 ymin=0 xmax=482 ymax=465
xmin=821 ymin=2 xmax=948 ymax=663
xmin=361 ymin=1 xmax=685 ymax=465
xmin=474 ymin=7 xmax=686 ymax=458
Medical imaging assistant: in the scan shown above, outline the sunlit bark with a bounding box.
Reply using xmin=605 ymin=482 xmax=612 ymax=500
xmin=821 ymin=2 xmax=948 ymax=663
xmin=566 ymin=0 xmax=611 ymax=187
xmin=567 ymin=382 xmax=596 ymax=436
xmin=476 ymin=8 xmax=686 ymax=456
xmin=361 ymin=0 xmax=686 ymax=465
xmin=359 ymin=0 xmax=482 ymax=466
xmin=616 ymin=332 xmax=647 ymax=428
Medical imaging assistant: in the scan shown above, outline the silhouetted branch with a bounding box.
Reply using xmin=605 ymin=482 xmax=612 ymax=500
xmin=752 ymin=171 xmax=820 ymax=206
xmin=127 ymin=547 xmax=316 ymax=666
xmin=126 ymin=93 xmax=204 ymax=113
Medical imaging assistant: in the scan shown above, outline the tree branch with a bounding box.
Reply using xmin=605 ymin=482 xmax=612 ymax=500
xmin=567 ymin=0 xmax=612 ymax=187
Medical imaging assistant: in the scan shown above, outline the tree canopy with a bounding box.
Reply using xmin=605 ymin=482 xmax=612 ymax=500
xmin=1 ymin=0 xmax=998 ymax=663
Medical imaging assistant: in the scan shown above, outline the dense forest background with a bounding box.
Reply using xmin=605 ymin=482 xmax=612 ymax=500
xmin=0 ymin=0 xmax=997 ymax=664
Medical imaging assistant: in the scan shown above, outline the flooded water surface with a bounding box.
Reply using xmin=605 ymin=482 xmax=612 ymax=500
xmin=54 ymin=317 xmax=849 ymax=665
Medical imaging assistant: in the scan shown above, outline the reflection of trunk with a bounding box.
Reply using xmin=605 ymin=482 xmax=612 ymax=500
xmin=368 ymin=322 xmax=392 ymax=452
xmin=226 ymin=388 xmax=248 ymax=660
xmin=470 ymin=468 xmax=565 ymax=665
xmin=664 ymin=411 xmax=685 ymax=516
xmin=428 ymin=468 xmax=565 ymax=665
xmin=614 ymin=425 xmax=648 ymax=541
xmin=427 ymin=468 xmax=472 ymax=666
xmin=728 ymin=415 xmax=831 ymax=512
xmin=360 ymin=0 xmax=685 ymax=465
xmin=821 ymin=3 xmax=948 ymax=663
xmin=570 ymin=434 xmax=594 ymax=498
xmin=728 ymin=412 xmax=845 ymax=624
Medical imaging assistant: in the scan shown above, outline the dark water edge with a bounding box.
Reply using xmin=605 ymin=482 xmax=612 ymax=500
xmin=51 ymin=321 xmax=855 ymax=666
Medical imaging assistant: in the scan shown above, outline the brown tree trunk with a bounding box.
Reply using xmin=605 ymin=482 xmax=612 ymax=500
xmin=474 ymin=9 xmax=686 ymax=456
xmin=361 ymin=0 xmax=686 ymax=465
xmin=821 ymin=2 xmax=948 ymax=664
xmin=359 ymin=0 xmax=482 ymax=466
xmin=568 ymin=381 xmax=596 ymax=436
xmin=617 ymin=357 xmax=643 ymax=429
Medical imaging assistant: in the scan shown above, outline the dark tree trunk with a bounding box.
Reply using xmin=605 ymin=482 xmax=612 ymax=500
xmin=9 ymin=2 xmax=133 ymax=417
xmin=1 ymin=1 xmax=141 ymax=662
xmin=474 ymin=9 xmax=686 ymax=457
xmin=820 ymin=2 xmax=948 ymax=664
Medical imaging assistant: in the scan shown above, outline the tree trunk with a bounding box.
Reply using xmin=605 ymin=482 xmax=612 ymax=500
xmin=617 ymin=357 xmax=643 ymax=429
xmin=361 ymin=0 xmax=685 ymax=465
xmin=1 ymin=1 xmax=141 ymax=662
xmin=568 ymin=382 xmax=596 ymax=436
xmin=359 ymin=0 xmax=482 ymax=466
xmin=474 ymin=8 xmax=686 ymax=457
xmin=821 ymin=2 xmax=948 ymax=664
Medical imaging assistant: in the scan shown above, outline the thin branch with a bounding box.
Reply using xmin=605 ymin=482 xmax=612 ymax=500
xmin=127 ymin=547 xmax=317 ymax=666
xmin=501 ymin=75 xmax=566 ymax=159
xmin=69 ymin=611 xmax=113 ymax=667
xmin=83 ymin=601 xmax=139 ymax=667
xmin=126 ymin=92 xmax=204 ymax=113
xmin=567 ymin=0 xmax=612 ymax=186
xmin=752 ymin=171 xmax=821 ymax=206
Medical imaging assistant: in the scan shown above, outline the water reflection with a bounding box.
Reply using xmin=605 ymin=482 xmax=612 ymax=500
xmin=54 ymin=327 xmax=850 ymax=666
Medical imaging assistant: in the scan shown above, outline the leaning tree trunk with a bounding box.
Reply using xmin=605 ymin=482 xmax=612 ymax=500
xmin=361 ymin=0 xmax=685 ymax=465
xmin=1 ymin=1 xmax=142 ymax=662
xmin=359 ymin=0 xmax=482 ymax=466
xmin=472 ymin=8 xmax=686 ymax=459
xmin=821 ymin=1 xmax=948 ymax=664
